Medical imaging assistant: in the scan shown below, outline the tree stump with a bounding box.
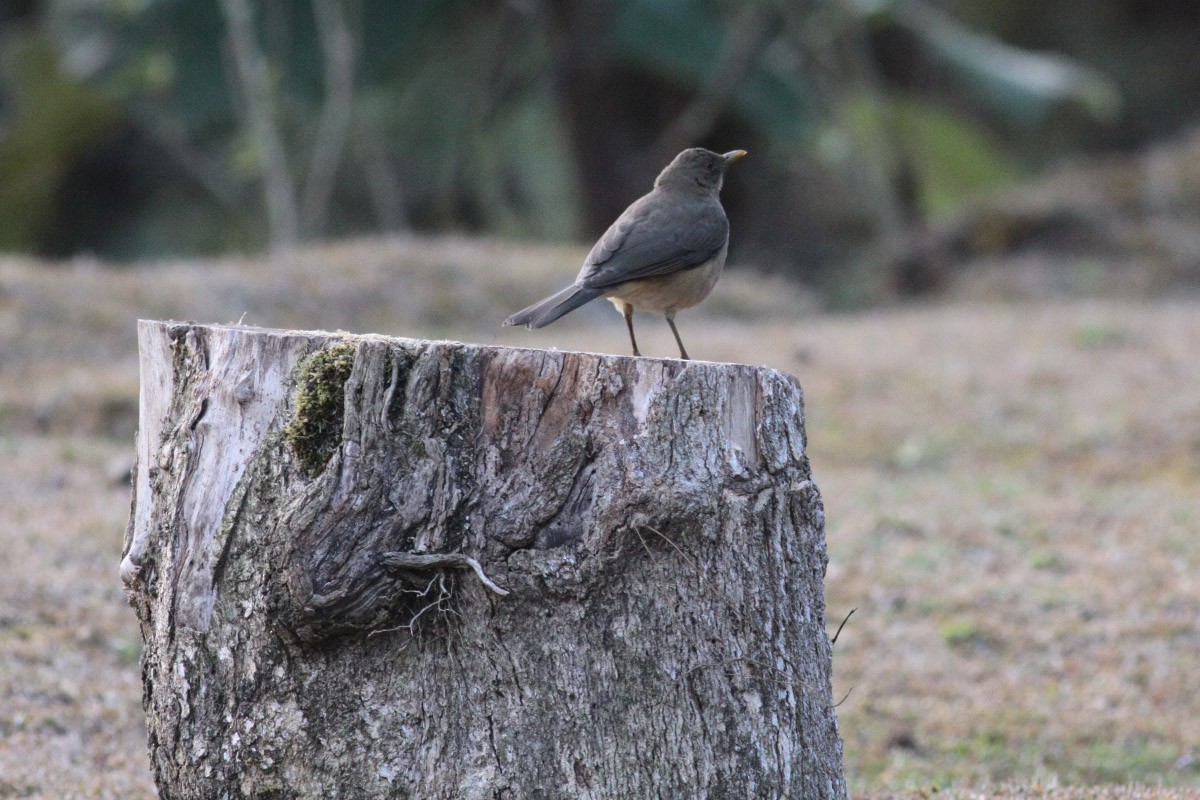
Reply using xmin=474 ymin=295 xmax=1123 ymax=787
xmin=121 ymin=320 xmax=846 ymax=800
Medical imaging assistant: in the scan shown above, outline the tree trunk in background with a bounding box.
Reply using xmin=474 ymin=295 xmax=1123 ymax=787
xmin=121 ymin=320 xmax=846 ymax=800
xmin=544 ymin=0 xmax=681 ymax=238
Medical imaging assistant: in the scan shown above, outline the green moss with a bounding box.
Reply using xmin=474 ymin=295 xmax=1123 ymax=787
xmin=285 ymin=342 xmax=356 ymax=476
xmin=1074 ymin=321 xmax=1130 ymax=349
xmin=1029 ymin=549 xmax=1069 ymax=571
xmin=939 ymin=618 xmax=981 ymax=649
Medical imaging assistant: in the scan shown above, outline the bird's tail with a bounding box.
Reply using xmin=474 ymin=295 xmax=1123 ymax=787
xmin=504 ymin=284 xmax=602 ymax=329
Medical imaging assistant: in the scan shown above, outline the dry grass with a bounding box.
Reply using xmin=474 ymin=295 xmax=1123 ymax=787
xmin=0 ymin=236 xmax=1197 ymax=798
xmin=0 ymin=436 xmax=152 ymax=799
xmin=801 ymin=303 xmax=1200 ymax=792
xmin=862 ymin=787 xmax=1200 ymax=800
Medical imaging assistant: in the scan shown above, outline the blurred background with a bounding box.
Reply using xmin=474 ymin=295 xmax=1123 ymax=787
xmin=2 ymin=2 xmax=1200 ymax=798
xmin=2 ymin=0 xmax=1199 ymax=300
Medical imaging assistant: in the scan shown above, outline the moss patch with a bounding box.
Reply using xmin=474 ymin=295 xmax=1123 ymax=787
xmin=285 ymin=342 xmax=356 ymax=475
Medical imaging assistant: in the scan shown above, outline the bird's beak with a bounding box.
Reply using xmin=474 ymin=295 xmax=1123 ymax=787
xmin=722 ymin=149 xmax=748 ymax=164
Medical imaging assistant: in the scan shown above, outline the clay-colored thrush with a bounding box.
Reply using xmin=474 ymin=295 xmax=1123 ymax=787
xmin=504 ymin=147 xmax=746 ymax=360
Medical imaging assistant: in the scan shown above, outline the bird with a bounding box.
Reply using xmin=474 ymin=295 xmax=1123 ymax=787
xmin=504 ymin=147 xmax=746 ymax=360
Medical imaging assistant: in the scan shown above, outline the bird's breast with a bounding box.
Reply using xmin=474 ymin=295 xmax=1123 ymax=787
xmin=604 ymin=242 xmax=728 ymax=314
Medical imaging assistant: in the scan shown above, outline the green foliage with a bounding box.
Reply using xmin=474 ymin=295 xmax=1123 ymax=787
xmin=363 ymin=7 xmax=577 ymax=236
xmin=888 ymin=97 xmax=1022 ymax=216
xmin=21 ymin=0 xmax=577 ymax=256
xmin=0 ymin=36 xmax=117 ymax=250
xmin=868 ymin=0 xmax=1121 ymax=128
xmin=0 ymin=0 xmax=1131 ymax=276
xmin=611 ymin=0 xmax=820 ymax=142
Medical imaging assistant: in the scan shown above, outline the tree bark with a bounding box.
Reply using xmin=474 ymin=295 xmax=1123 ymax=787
xmin=121 ymin=320 xmax=846 ymax=800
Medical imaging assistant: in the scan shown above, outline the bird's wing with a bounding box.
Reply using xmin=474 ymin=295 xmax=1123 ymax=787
xmin=577 ymin=193 xmax=729 ymax=290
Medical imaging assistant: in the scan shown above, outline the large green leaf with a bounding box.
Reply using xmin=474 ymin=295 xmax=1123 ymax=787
xmin=886 ymin=96 xmax=1021 ymax=215
xmin=0 ymin=36 xmax=117 ymax=250
xmin=865 ymin=0 xmax=1121 ymax=127
xmin=610 ymin=0 xmax=822 ymax=141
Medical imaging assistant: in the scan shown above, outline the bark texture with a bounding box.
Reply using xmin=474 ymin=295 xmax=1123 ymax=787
xmin=122 ymin=320 xmax=846 ymax=800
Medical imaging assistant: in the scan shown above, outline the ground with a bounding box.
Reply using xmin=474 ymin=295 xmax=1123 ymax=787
xmin=0 ymin=236 xmax=1197 ymax=798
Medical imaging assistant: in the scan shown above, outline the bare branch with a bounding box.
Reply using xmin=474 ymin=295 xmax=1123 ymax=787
xmin=301 ymin=0 xmax=359 ymax=234
xmin=218 ymin=0 xmax=300 ymax=253
xmin=658 ymin=5 xmax=780 ymax=155
xmin=140 ymin=118 xmax=244 ymax=214
xmin=356 ymin=120 xmax=407 ymax=230
xmin=830 ymin=607 xmax=856 ymax=646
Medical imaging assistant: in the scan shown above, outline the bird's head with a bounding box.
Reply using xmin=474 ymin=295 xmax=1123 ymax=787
xmin=654 ymin=148 xmax=747 ymax=194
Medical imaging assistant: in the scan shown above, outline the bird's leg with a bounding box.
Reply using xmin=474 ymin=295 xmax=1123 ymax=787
xmin=666 ymin=313 xmax=690 ymax=360
xmin=622 ymin=303 xmax=641 ymax=357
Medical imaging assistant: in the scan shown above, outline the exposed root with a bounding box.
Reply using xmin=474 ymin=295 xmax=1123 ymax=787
xmin=380 ymin=551 xmax=511 ymax=597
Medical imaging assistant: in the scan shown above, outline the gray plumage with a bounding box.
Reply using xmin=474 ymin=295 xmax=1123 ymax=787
xmin=504 ymin=147 xmax=746 ymax=359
